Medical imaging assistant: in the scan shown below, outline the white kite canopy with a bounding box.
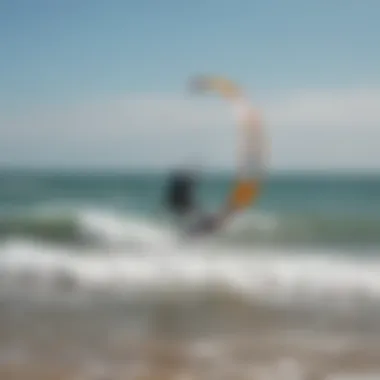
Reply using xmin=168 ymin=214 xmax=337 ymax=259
xmin=188 ymin=75 xmax=266 ymax=218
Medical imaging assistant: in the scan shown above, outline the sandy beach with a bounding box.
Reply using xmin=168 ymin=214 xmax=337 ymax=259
xmin=1 ymin=287 xmax=380 ymax=380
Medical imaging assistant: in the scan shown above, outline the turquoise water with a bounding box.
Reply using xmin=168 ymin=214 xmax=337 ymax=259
xmin=1 ymin=169 xmax=380 ymax=334
xmin=0 ymin=170 xmax=379 ymax=248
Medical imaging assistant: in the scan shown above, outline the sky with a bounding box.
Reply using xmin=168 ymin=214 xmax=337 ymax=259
xmin=0 ymin=0 xmax=379 ymax=171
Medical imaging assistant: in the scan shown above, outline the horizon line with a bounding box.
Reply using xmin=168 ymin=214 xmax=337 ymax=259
xmin=0 ymin=164 xmax=379 ymax=176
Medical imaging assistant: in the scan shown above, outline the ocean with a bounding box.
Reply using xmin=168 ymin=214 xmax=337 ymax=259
xmin=1 ymin=169 xmax=380 ymax=379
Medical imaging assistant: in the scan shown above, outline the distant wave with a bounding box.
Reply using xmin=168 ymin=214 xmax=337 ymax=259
xmin=222 ymin=212 xmax=380 ymax=246
xmin=0 ymin=207 xmax=379 ymax=247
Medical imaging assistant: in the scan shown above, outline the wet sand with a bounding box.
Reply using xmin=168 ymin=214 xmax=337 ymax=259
xmin=1 ymin=293 xmax=380 ymax=380
xmin=1 ymin=334 xmax=380 ymax=379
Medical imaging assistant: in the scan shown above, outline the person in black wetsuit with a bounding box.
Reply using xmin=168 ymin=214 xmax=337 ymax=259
xmin=164 ymin=169 xmax=197 ymax=217
xmin=163 ymin=169 xmax=222 ymax=235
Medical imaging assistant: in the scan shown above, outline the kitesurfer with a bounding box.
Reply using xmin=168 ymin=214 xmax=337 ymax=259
xmin=163 ymin=168 xmax=228 ymax=235
xmin=163 ymin=168 xmax=197 ymax=217
xmin=162 ymin=75 xmax=264 ymax=236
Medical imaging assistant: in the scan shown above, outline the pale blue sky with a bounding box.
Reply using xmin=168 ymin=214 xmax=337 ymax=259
xmin=1 ymin=0 xmax=379 ymax=170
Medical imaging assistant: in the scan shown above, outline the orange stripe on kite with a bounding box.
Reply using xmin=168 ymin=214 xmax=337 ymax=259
xmin=229 ymin=180 xmax=260 ymax=210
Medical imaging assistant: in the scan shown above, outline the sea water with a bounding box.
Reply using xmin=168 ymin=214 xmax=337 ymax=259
xmin=0 ymin=169 xmax=380 ymax=379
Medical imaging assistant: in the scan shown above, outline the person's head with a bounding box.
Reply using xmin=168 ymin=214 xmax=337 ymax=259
xmin=170 ymin=165 xmax=198 ymax=182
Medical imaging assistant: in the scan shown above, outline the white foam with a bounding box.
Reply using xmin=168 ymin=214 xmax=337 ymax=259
xmin=77 ymin=208 xmax=176 ymax=247
xmin=226 ymin=211 xmax=278 ymax=232
xmin=0 ymin=236 xmax=380 ymax=310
